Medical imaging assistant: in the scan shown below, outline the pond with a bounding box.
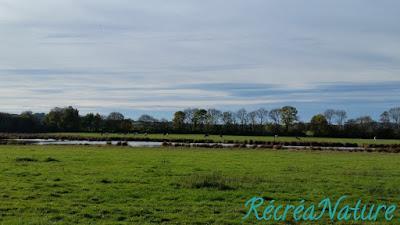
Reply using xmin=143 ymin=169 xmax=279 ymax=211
xmin=9 ymin=139 xmax=163 ymax=147
xmin=5 ymin=139 xmax=369 ymax=151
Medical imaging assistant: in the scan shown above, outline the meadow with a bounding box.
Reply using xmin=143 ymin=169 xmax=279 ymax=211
xmin=0 ymin=145 xmax=399 ymax=224
xmin=28 ymin=133 xmax=400 ymax=145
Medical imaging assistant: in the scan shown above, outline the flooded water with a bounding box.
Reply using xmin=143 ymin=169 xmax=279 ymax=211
xmin=7 ymin=139 xmax=369 ymax=151
xmin=9 ymin=139 xmax=163 ymax=147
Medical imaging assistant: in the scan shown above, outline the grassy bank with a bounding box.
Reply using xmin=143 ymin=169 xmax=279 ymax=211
xmin=0 ymin=145 xmax=399 ymax=224
xmin=55 ymin=133 xmax=400 ymax=144
xmin=3 ymin=132 xmax=400 ymax=146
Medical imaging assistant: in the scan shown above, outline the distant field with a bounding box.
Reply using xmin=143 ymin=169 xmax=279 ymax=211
xmin=0 ymin=145 xmax=399 ymax=224
xmin=46 ymin=132 xmax=400 ymax=145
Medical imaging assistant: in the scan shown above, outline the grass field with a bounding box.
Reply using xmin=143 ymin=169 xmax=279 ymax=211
xmin=42 ymin=132 xmax=400 ymax=145
xmin=0 ymin=145 xmax=399 ymax=224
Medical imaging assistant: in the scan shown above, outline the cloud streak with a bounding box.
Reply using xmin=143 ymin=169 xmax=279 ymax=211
xmin=0 ymin=0 xmax=399 ymax=119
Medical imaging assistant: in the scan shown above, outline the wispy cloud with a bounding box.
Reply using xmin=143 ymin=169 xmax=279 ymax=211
xmin=0 ymin=0 xmax=399 ymax=119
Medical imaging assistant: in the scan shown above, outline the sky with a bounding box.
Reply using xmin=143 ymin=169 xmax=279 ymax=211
xmin=0 ymin=0 xmax=399 ymax=120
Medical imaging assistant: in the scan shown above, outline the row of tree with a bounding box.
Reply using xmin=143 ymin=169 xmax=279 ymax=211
xmin=172 ymin=107 xmax=400 ymax=138
xmin=1 ymin=106 xmax=400 ymax=138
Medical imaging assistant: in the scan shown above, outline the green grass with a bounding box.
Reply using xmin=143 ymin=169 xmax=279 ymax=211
xmin=48 ymin=132 xmax=400 ymax=145
xmin=0 ymin=145 xmax=399 ymax=224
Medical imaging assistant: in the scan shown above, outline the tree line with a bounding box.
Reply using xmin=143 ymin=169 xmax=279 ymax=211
xmin=1 ymin=106 xmax=400 ymax=139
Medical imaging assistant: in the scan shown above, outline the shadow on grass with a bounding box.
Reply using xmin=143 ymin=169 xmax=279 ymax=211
xmin=15 ymin=157 xmax=38 ymax=162
xmin=43 ymin=157 xmax=60 ymax=162
xmin=15 ymin=157 xmax=61 ymax=163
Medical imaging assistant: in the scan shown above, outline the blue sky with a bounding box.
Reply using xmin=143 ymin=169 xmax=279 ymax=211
xmin=0 ymin=0 xmax=399 ymax=120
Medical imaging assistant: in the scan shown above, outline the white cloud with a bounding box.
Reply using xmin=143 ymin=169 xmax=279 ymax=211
xmin=0 ymin=0 xmax=399 ymax=116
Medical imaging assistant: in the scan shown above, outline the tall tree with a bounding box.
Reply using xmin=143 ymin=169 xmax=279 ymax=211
xmin=193 ymin=109 xmax=207 ymax=129
xmin=107 ymin=112 xmax=124 ymax=121
xmin=106 ymin=112 xmax=126 ymax=132
xmin=183 ymin=108 xmax=196 ymax=124
xmin=82 ymin=113 xmax=96 ymax=132
xmin=60 ymin=106 xmax=80 ymax=131
xmin=221 ymin=111 xmax=234 ymax=125
xmin=44 ymin=107 xmax=63 ymax=131
xmin=380 ymin=111 xmax=390 ymax=124
xmin=256 ymin=108 xmax=269 ymax=125
xmin=355 ymin=116 xmax=376 ymax=135
xmin=173 ymin=111 xmax=186 ymax=131
xmin=269 ymin=109 xmax=281 ymax=125
xmin=236 ymin=108 xmax=248 ymax=126
xmin=206 ymin=109 xmax=222 ymax=125
xmin=388 ymin=107 xmax=400 ymax=127
xmin=334 ymin=110 xmax=347 ymax=126
xmin=183 ymin=108 xmax=197 ymax=131
xmin=19 ymin=111 xmax=39 ymax=132
xmin=280 ymin=106 xmax=298 ymax=131
xmin=247 ymin=111 xmax=258 ymax=128
xmin=44 ymin=107 xmax=80 ymax=131
xmin=380 ymin=111 xmax=391 ymax=131
xmin=323 ymin=109 xmax=336 ymax=125
xmin=310 ymin=114 xmax=329 ymax=136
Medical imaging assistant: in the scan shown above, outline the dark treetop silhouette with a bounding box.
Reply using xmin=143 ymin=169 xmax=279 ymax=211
xmin=1 ymin=106 xmax=400 ymax=139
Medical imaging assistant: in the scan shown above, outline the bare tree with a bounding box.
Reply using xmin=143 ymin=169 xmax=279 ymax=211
xmin=222 ymin=111 xmax=234 ymax=125
xmin=388 ymin=107 xmax=400 ymax=126
xmin=269 ymin=108 xmax=281 ymax=125
xmin=206 ymin=108 xmax=222 ymax=125
xmin=236 ymin=108 xmax=248 ymax=126
xmin=324 ymin=109 xmax=336 ymax=125
xmin=247 ymin=111 xmax=258 ymax=127
xmin=334 ymin=110 xmax=347 ymax=126
xmin=183 ymin=108 xmax=196 ymax=124
xmin=256 ymin=108 xmax=269 ymax=125
xmin=380 ymin=111 xmax=390 ymax=124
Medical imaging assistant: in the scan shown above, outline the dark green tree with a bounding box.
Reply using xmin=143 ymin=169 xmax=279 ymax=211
xmin=193 ymin=109 xmax=207 ymax=130
xmin=280 ymin=106 xmax=298 ymax=132
xmin=60 ymin=106 xmax=80 ymax=131
xmin=309 ymin=114 xmax=329 ymax=136
xmin=173 ymin=111 xmax=186 ymax=131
